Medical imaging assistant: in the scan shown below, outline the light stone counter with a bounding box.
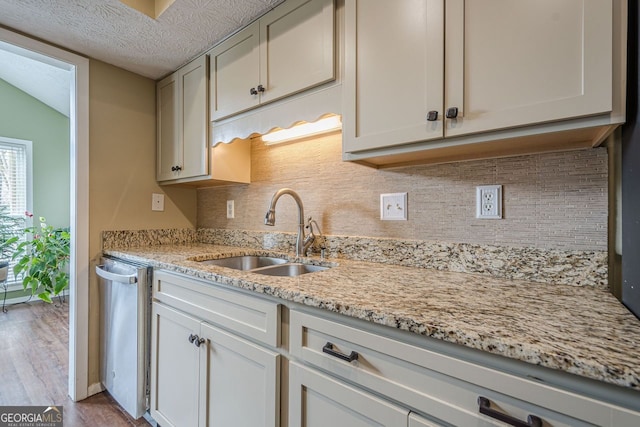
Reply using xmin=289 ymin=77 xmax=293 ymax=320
xmin=104 ymin=243 xmax=640 ymax=392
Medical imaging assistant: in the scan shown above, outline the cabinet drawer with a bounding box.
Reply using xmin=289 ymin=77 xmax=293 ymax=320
xmin=290 ymin=310 xmax=634 ymax=427
xmin=153 ymin=270 xmax=280 ymax=347
xmin=288 ymin=361 xmax=409 ymax=427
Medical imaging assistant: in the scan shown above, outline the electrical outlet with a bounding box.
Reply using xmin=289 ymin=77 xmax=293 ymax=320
xmin=380 ymin=193 xmax=407 ymax=220
xmin=226 ymin=200 xmax=235 ymax=219
xmin=151 ymin=193 xmax=164 ymax=211
xmin=476 ymin=185 xmax=502 ymax=219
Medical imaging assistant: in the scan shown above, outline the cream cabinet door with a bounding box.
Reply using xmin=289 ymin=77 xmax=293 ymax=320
xmin=444 ymin=0 xmax=613 ymax=137
xmin=180 ymin=55 xmax=208 ymax=178
xmin=150 ymin=303 xmax=201 ymax=427
xmin=199 ymin=322 xmax=280 ymax=427
xmin=209 ymin=21 xmax=260 ymax=121
xmin=343 ymin=0 xmax=615 ymax=157
xmin=288 ymin=362 xmax=408 ymax=427
xmin=342 ymin=0 xmax=445 ymax=153
xmin=210 ymin=0 xmax=335 ymax=121
xmin=157 ymin=55 xmax=208 ymax=181
xmin=259 ymin=0 xmax=335 ymax=104
xmin=156 ymin=73 xmax=180 ymax=181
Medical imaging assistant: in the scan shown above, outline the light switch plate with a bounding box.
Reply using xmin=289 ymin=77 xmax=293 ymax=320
xmin=226 ymin=200 xmax=234 ymax=219
xmin=476 ymin=185 xmax=502 ymax=219
xmin=380 ymin=193 xmax=407 ymax=220
xmin=152 ymin=193 xmax=164 ymax=212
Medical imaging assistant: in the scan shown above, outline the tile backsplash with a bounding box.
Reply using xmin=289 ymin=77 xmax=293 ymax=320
xmin=102 ymin=136 xmax=609 ymax=289
xmin=197 ymin=133 xmax=607 ymax=251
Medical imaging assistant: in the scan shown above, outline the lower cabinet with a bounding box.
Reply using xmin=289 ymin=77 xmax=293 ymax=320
xmin=289 ymin=309 xmax=640 ymax=427
xmin=288 ymin=362 xmax=445 ymax=427
xmin=200 ymin=322 xmax=280 ymax=427
xmin=288 ymin=362 xmax=408 ymax=427
xmin=150 ymin=303 xmax=200 ymax=427
xmin=150 ymin=301 xmax=280 ymax=427
xmin=147 ymin=270 xmax=640 ymax=427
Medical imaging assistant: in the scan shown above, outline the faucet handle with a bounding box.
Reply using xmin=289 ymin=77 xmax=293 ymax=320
xmin=305 ymin=216 xmax=315 ymax=232
xmin=264 ymin=209 xmax=276 ymax=226
xmin=304 ymin=217 xmax=316 ymax=243
xmin=305 ymin=217 xmax=327 ymax=257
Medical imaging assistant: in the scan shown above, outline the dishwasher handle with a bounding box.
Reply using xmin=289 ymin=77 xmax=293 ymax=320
xmin=96 ymin=265 xmax=138 ymax=284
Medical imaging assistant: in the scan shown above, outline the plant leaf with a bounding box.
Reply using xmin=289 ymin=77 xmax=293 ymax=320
xmin=38 ymin=292 xmax=52 ymax=303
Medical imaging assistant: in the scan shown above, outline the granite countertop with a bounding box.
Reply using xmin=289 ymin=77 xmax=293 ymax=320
xmin=104 ymin=243 xmax=640 ymax=392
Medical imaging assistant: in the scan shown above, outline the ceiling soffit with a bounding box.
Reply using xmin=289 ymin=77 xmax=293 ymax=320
xmin=119 ymin=0 xmax=176 ymax=19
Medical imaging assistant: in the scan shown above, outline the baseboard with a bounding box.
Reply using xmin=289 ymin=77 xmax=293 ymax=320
xmin=2 ymin=293 xmax=37 ymax=306
xmin=1 ymin=289 xmax=69 ymax=306
xmin=87 ymin=382 xmax=104 ymax=396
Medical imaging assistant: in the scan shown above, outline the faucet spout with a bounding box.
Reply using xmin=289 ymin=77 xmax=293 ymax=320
xmin=264 ymin=188 xmax=307 ymax=256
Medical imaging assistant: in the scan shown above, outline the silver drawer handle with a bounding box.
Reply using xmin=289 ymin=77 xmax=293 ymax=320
xmin=322 ymin=342 xmax=358 ymax=363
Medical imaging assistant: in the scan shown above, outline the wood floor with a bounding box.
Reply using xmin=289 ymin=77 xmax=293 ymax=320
xmin=0 ymin=300 xmax=151 ymax=426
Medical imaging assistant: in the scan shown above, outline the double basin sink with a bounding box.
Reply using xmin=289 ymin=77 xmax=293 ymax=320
xmin=196 ymin=255 xmax=330 ymax=277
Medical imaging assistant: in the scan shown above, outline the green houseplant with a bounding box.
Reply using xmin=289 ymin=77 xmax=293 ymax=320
xmin=13 ymin=214 xmax=70 ymax=303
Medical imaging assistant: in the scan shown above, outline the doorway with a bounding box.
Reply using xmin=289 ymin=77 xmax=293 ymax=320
xmin=0 ymin=27 xmax=90 ymax=401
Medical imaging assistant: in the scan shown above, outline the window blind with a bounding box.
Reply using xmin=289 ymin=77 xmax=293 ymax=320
xmin=0 ymin=139 xmax=30 ymax=285
xmin=0 ymin=141 xmax=27 ymax=215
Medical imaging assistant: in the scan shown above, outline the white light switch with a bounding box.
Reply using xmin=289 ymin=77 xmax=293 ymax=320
xmin=226 ymin=200 xmax=235 ymax=219
xmin=152 ymin=193 xmax=165 ymax=211
xmin=380 ymin=193 xmax=407 ymax=220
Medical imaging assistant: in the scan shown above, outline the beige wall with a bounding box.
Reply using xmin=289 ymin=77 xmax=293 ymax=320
xmin=88 ymin=59 xmax=197 ymax=384
xmin=198 ymin=133 xmax=607 ymax=251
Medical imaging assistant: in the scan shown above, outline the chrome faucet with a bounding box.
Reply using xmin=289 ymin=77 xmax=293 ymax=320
xmin=264 ymin=188 xmax=315 ymax=257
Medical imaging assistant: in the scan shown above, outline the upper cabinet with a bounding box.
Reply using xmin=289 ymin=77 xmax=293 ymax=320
xmin=157 ymin=55 xmax=208 ymax=182
xmin=343 ymin=0 xmax=624 ymax=167
xmin=443 ymin=0 xmax=612 ymax=138
xmin=209 ymin=0 xmax=336 ymax=121
xmin=157 ymin=56 xmax=251 ymax=186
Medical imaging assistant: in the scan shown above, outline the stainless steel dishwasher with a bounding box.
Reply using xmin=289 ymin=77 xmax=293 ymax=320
xmin=96 ymin=256 xmax=152 ymax=420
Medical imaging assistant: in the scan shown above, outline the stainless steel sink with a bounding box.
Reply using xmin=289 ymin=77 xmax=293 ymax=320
xmin=251 ymin=263 xmax=329 ymax=277
xmin=195 ymin=255 xmax=331 ymax=276
xmin=197 ymin=255 xmax=288 ymax=270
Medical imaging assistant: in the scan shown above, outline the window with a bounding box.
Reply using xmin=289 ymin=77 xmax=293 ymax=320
xmin=0 ymin=136 xmax=32 ymax=285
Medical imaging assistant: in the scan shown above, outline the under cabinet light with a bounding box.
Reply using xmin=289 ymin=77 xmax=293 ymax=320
xmin=261 ymin=115 xmax=342 ymax=145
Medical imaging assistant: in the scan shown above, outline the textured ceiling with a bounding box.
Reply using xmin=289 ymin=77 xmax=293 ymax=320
xmin=0 ymin=0 xmax=284 ymax=79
